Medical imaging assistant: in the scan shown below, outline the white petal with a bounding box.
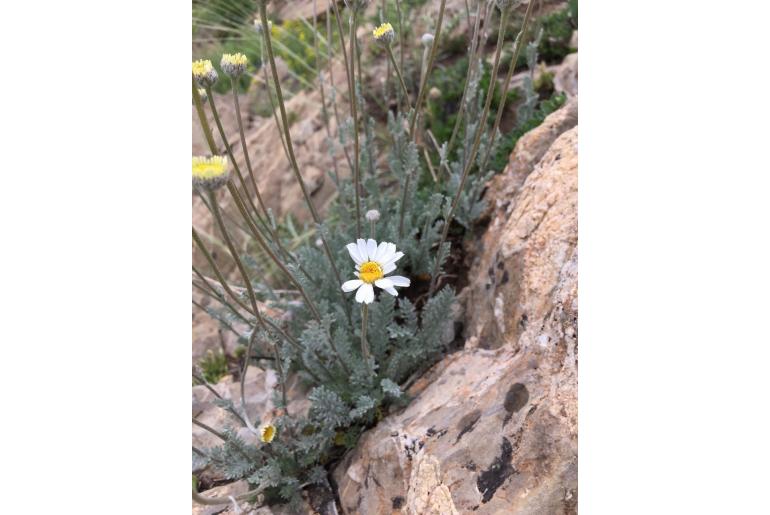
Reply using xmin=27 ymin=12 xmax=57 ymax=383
xmin=383 ymin=262 xmax=396 ymax=274
xmin=384 ymin=251 xmax=404 ymax=266
xmin=346 ymin=243 xmax=364 ymax=265
xmin=373 ymin=242 xmax=389 ymax=262
xmin=383 ymin=286 xmax=398 ymax=296
xmin=341 ymin=279 xmax=363 ymax=292
xmin=375 ymin=278 xmax=394 ymax=290
xmin=356 ymin=239 xmax=369 ymax=261
xmin=387 ymin=275 xmax=411 ymax=287
xmin=366 ymin=239 xmax=378 ymax=261
xmin=355 ymin=283 xmax=375 ymax=304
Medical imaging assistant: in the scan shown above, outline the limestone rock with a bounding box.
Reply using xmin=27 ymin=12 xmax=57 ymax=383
xmin=333 ymin=104 xmax=578 ymax=514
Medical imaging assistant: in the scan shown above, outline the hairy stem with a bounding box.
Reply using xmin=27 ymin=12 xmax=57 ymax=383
xmin=231 ymin=79 xmax=270 ymax=221
xmin=204 ymin=85 xmax=267 ymax=230
xmin=348 ymin=10 xmax=363 ymax=237
xmin=429 ymin=5 xmax=511 ymax=295
xmin=479 ymin=0 xmax=535 ymax=171
xmin=409 ymin=0 xmax=448 ymax=139
xmin=361 ymin=303 xmax=370 ymax=363
xmin=447 ymin=0 xmax=490 ymax=155
xmin=193 ymin=227 xmax=254 ymax=316
xmin=193 ymin=80 xmax=218 ymax=152
xmin=258 ymin=1 xmax=350 ymax=328
xmin=386 ymin=44 xmax=412 ymax=111
xmin=227 ymin=182 xmax=323 ymax=323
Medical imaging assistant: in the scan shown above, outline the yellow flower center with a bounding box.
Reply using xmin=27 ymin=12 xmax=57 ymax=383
xmin=222 ymin=53 xmax=248 ymax=66
xmin=359 ymin=261 xmax=384 ymax=284
xmin=192 ymin=59 xmax=213 ymax=77
xmin=373 ymin=23 xmax=394 ymax=40
xmin=192 ymin=156 xmax=228 ymax=179
xmin=260 ymin=424 xmax=276 ymax=443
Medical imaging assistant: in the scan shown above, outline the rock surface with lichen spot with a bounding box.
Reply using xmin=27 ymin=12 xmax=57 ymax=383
xmin=332 ymin=102 xmax=577 ymax=514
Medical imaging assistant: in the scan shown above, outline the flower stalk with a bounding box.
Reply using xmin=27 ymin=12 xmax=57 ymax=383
xmin=409 ymin=0 xmax=447 ymax=139
xmin=257 ymin=0 xmax=351 ymax=326
xmin=479 ymin=0 xmax=536 ymax=172
xmin=429 ymin=4 xmax=511 ymax=296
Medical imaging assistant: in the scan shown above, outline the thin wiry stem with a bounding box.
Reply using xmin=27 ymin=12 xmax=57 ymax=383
xmin=272 ymin=343 xmax=289 ymax=414
xmin=192 ymin=266 xmax=250 ymax=323
xmin=385 ymin=44 xmax=412 ymax=111
xmin=193 ymin=80 xmax=218 ymax=153
xmin=231 ymin=79 xmax=271 ymax=221
xmin=227 ymin=182 xmax=323 ymax=323
xmin=361 ymin=303 xmax=370 ymax=364
xmin=447 ymin=0 xmax=491 ymax=155
xmin=313 ymin=0 xmax=341 ymax=184
xmin=192 ymin=418 xmax=253 ymax=461
xmin=480 ymin=0 xmax=536 ymax=172
xmin=429 ymin=5 xmax=511 ymax=296
xmin=204 ymin=85 xmax=267 ymax=230
xmin=398 ymin=168 xmax=412 ymax=240
xmin=327 ymin=4 xmax=355 ymax=174
xmin=192 ymin=298 xmax=243 ymax=340
xmin=192 ymin=370 xmax=249 ymax=427
xmin=348 ymin=10 xmax=363 ymax=237
xmin=208 ymin=189 xmax=284 ymax=423
xmin=258 ymin=1 xmax=351 ymax=329
xmin=193 ymin=227 xmax=254 ymax=316
xmin=409 ymin=0 xmax=448 ymax=139
xmin=395 ymin=0 xmax=405 ymax=74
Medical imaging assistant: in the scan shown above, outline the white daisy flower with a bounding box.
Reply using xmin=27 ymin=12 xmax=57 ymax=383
xmin=341 ymin=238 xmax=410 ymax=304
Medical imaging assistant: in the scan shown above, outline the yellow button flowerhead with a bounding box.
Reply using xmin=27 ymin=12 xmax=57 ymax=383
xmin=192 ymin=156 xmax=230 ymax=191
xmin=221 ymin=53 xmax=248 ymax=77
xmin=373 ymin=22 xmax=395 ymax=44
xmin=192 ymin=59 xmax=218 ymax=88
xmin=342 ymin=239 xmax=410 ymax=304
xmin=259 ymin=423 xmax=276 ymax=443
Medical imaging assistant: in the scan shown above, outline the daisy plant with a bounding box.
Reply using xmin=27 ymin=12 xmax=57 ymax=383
xmin=191 ymin=0 xmax=548 ymax=507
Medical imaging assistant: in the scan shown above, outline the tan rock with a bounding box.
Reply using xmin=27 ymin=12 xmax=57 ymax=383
xmin=333 ymin=103 xmax=578 ymax=514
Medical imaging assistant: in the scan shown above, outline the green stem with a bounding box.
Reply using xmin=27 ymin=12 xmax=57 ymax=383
xmin=409 ymin=0 xmax=447 ymax=139
xmin=192 ymin=265 xmax=250 ymax=324
xmin=192 ymin=80 xmax=218 ymax=153
xmin=348 ymin=10 xmax=363 ymax=237
xmin=428 ymin=5 xmax=511 ymax=296
xmin=398 ymin=170 xmax=411 ymax=240
xmin=480 ymin=0 xmax=536 ymax=172
xmin=361 ymin=303 xmax=370 ymax=363
xmin=386 ymin=44 xmax=412 ymax=111
xmin=204 ymin=85 xmax=267 ymax=230
xmin=227 ymin=182 xmax=323 ymax=323
xmin=231 ymin=80 xmax=271 ymax=225
xmin=395 ymin=0 xmax=405 ymax=74
xmin=313 ymin=0 xmax=340 ymax=185
xmin=192 ymin=227 xmax=254 ymax=316
xmin=258 ymin=1 xmax=351 ymax=329
xmin=271 ymin=342 xmax=289 ymax=415
xmin=447 ymin=0 xmax=490 ymax=155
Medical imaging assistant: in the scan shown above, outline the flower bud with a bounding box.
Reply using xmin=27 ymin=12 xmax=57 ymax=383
xmin=192 ymin=59 xmax=218 ymax=88
xmin=365 ymin=209 xmax=381 ymax=222
xmin=421 ymin=33 xmax=434 ymax=47
xmin=220 ymin=53 xmax=248 ymax=77
xmin=192 ymin=156 xmax=230 ymax=191
xmin=373 ymin=22 xmax=395 ymax=44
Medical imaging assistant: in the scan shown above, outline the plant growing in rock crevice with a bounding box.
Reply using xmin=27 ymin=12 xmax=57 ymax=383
xmin=192 ymin=0 xmax=573 ymax=509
